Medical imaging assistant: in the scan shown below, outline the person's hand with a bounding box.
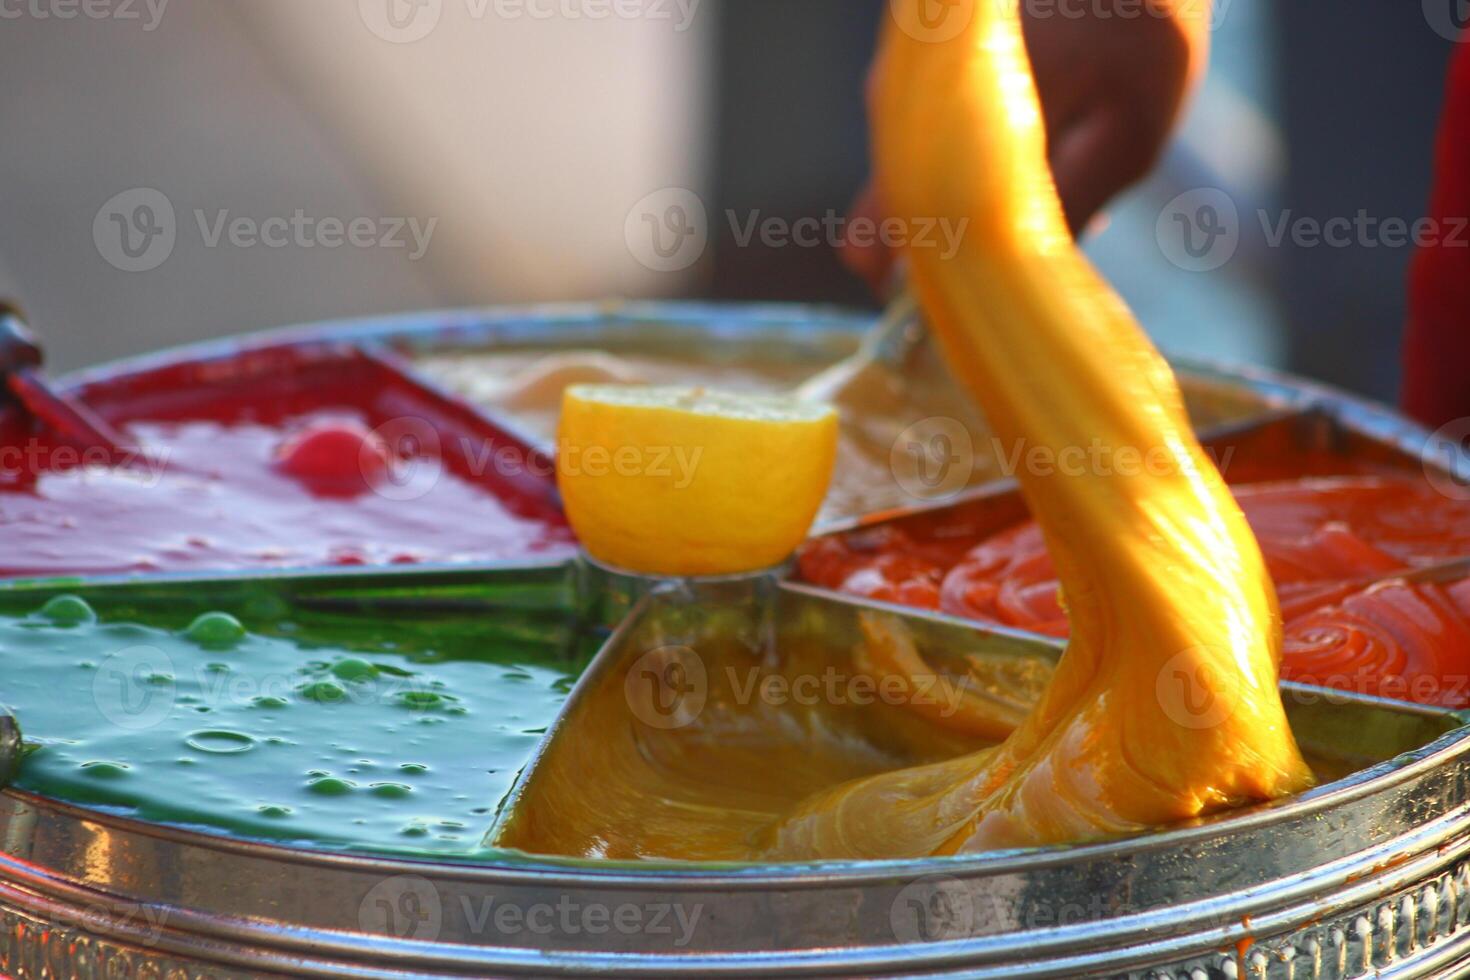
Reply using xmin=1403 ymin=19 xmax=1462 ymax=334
xmin=843 ymin=0 xmax=1211 ymax=292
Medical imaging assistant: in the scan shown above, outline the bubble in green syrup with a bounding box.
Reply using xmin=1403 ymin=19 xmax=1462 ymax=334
xmin=299 ymin=681 xmax=346 ymax=704
xmin=331 ymin=658 xmax=379 ymax=682
xmin=307 ymin=776 xmax=355 ymax=796
xmin=185 ymin=730 xmax=256 ymax=755
xmin=184 ymin=612 xmax=246 ymax=650
xmin=2 ymin=602 xmax=579 ymax=860
xmin=79 ymin=761 xmax=129 ymax=780
xmin=39 ymin=595 xmax=96 ymax=626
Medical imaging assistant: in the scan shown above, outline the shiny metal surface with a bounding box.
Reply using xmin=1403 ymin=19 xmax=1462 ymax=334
xmin=0 ymin=303 xmax=1464 ymax=978
xmin=0 ymin=587 xmax=1465 ymax=977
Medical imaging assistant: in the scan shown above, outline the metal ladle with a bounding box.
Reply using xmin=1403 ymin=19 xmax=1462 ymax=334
xmin=792 ymin=291 xmax=922 ymax=405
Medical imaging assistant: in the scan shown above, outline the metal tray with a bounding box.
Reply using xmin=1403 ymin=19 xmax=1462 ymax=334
xmin=0 ymin=302 xmax=1464 ymax=978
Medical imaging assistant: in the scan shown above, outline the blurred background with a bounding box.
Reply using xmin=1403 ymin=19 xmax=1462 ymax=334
xmin=0 ymin=0 xmax=1456 ymax=401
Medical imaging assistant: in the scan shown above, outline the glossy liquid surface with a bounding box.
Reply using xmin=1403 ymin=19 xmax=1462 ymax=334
xmin=4 ymin=594 xmax=582 ymax=856
xmin=800 ymin=477 xmax=1470 ymax=705
xmin=0 ymin=349 xmax=573 ymax=579
xmin=503 ymin=0 xmax=1313 ymax=861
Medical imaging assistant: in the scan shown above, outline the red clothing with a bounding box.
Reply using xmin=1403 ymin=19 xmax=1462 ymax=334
xmin=1405 ymin=41 xmax=1470 ymax=429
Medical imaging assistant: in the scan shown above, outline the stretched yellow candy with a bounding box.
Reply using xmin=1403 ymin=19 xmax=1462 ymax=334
xmin=500 ymin=0 xmax=1312 ymax=864
xmin=762 ymin=0 xmax=1313 ymax=858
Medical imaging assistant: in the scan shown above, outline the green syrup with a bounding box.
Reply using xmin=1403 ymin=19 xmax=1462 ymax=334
xmin=0 ymin=590 xmax=584 ymax=859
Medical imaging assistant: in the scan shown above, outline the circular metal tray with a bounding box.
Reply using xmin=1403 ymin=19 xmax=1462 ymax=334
xmin=0 ymin=302 xmax=1467 ymax=979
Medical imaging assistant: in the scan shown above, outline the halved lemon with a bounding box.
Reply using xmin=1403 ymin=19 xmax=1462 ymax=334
xmin=557 ymin=385 xmax=839 ymax=576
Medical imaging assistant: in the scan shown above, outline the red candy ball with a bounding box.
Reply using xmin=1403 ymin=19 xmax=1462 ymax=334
xmin=275 ymin=421 xmax=392 ymax=494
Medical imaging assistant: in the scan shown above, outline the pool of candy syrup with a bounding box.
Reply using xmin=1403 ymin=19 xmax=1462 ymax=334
xmin=800 ymin=473 xmax=1470 ymax=706
xmin=5 ymin=594 xmax=580 ymax=856
xmin=0 ymin=369 xmax=574 ymax=578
